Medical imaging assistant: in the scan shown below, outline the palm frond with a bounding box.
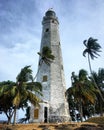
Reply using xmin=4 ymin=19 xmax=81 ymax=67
xmin=26 ymin=82 xmax=42 ymax=96
xmin=13 ymin=92 xmax=21 ymax=107
xmin=38 ymin=46 xmax=55 ymax=65
xmin=27 ymin=91 xmax=41 ymax=107
xmin=83 ymin=37 xmax=102 ymax=60
xmin=16 ymin=65 xmax=33 ymax=82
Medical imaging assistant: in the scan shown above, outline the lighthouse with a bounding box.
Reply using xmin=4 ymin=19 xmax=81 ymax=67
xmin=30 ymin=9 xmax=70 ymax=123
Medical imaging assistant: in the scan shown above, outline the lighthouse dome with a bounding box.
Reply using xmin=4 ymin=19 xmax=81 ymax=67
xmin=45 ymin=9 xmax=56 ymax=17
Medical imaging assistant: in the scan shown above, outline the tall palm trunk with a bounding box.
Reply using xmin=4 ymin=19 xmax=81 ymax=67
xmin=99 ymin=99 xmax=103 ymax=116
xmin=88 ymin=54 xmax=104 ymax=102
xmin=79 ymin=99 xmax=83 ymax=122
xmin=13 ymin=107 xmax=17 ymax=125
xmin=88 ymin=54 xmax=92 ymax=75
xmin=34 ymin=65 xmax=41 ymax=81
xmin=8 ymin=117 xmax=11 ymax=124
xmin=34 ymin=60 xmax=43 ymax=81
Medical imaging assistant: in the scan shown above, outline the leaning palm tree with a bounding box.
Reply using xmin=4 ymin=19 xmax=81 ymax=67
xmin=14 ymin=66 xmax=42 ymax=124
xmin=4 ymin=66 xmax=42 ymax=124
xmin=34 ymin=46 xmax=55 ymax=80
xmin=83 ymin=37 xmax=104 ymax=101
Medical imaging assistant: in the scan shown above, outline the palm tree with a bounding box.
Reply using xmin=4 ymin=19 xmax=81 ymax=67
xmin=34 ymin=46 xmax=55 ymax=80
xmin=38 ymin=46 xmax=55 ymax=65
xmin=12 ymin=65 xmax=42 ymax=124
xmin=91 ymin=68 xmax=104 ymax=116
xmin=67 ymin=69 xmax=97 ymax=122
xmin=83 ymin=37 xmax=104 ymax=101
xmin=0 ymin=81 xmax=16 ymax=124
xmin=0 ymin=66 xmax=42 ymax=124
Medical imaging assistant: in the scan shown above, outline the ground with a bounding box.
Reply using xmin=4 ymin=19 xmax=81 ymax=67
xmin=0 ymin=122 xmax=103 ymax=130
xmin=0 ymin=117 xmax=104 ymax=130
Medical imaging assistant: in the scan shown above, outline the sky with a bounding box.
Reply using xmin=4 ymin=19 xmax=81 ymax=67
xmin=0 ymin=0 xmax=104 ymax=121
xmin=0 ymin=0 xmax=104 ymax=89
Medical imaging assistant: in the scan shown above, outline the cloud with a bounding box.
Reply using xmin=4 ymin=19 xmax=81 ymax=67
xmin=0 ymin=0 xmax=104 ymax=119
xmin=0 ymin=0 xmax=104 ymax=88
xmin=0 ymin=0 xmax=42 ymax=82
xmin=0 ymin=40 xmax=39 ymax=81
xmin=0 ymin=0 xmax=41 ymax=47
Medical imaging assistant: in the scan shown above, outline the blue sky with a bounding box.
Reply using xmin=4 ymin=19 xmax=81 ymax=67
xmin=0 ymin=0 xmax=104 ymax=89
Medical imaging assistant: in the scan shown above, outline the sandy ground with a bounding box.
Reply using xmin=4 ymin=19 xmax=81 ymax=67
xmin=0 ymin=122 xmax=98 ymax=130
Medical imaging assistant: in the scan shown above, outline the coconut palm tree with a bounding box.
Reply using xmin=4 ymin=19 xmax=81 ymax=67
xmin=67 ymin=69 xmax=97 ymax=122
xmin=12 ymin=65 xmax=42 ymax=124
xmin=83 ymin=37 xmax=101 ymax=72
xmin=38 ymin=46 xmax=55 ymax=65
xmin=0 ymin=66 xmax=42 ymax=124
xmin=0 ymin=81 xmax=16 ymax=124
xmin=34 ymin=46 xmax=55 ymax=80
xmin=82 ymin=37 xmax=104 ymax=101
xmin=91 ymin=68 xmax=104 ymax=116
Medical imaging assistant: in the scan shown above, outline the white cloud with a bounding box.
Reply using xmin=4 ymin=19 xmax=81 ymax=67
xmin=0 ymin=0 xmax=104 ymax=88
xmin=0 ymin=41 xmax=39 ymax=81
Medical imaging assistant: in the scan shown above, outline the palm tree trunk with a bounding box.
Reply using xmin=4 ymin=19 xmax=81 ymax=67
xmin=13 ymin=107 xmax=17 ymax=125
xmin=34 ymin=60 xmax=43 ymax=81
xmin=8 ymin=116 xmax=12 ymax=124
xmin=34 ymin=67 xmax=40 ymax=81
xmin=99 ymin=99 xmax=103 ymax=116
xmin=88 ymin=54 xmax=92 ymax=74
xmin=88 ymin=54 xmax=104 ymax=102
xmin=79 ymin=100 xmax=83 ymax=122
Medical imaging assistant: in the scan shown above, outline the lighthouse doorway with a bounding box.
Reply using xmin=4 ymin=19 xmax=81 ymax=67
xmin=44 ymin=107 xmax=48 ymax=123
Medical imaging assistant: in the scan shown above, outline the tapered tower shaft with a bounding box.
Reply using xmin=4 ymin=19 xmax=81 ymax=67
xmin=30 ymin=9 xmax=70 ymax=123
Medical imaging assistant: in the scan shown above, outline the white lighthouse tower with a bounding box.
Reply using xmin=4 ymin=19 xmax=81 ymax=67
xmin=30 ymin=9 xmax=70 ymax=123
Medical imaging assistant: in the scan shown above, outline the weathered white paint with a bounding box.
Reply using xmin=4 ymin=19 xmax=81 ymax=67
xmin=30 ymin=9 xmax=71 ymax=123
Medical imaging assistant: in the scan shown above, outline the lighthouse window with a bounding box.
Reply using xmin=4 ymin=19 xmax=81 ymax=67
xmin=43 ymin=75 xmax=47 ymax=82
xmin=61 ymin=65 xmax=63 ymax=70
xmin=34 ymin=109 xmax=39 ymax=119
xmin=52 ymin=20 xmax=54 ymax=23
xmin=45 ymin=28 xmax=49 ymax=32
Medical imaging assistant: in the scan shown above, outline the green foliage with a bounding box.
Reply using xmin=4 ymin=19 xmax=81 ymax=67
xmin=92 ymin=68 xmax=104 ymax=90
xmin=83 ymin=37 xmax=104 ymax=102
xmin=83 ymin=37 xmax=102 ymax=60
xmin=91 ymin=68 xmax=104 ymax=115
xmin=0 ymin=65 xmax=42 ymax=124
xmin=67 ymin=69 xmax=98 ymax=122
xmin=0 ymin=81 xmax=16 ymax=124
xmin=69 ymin=69 xmax=97 ymax=104
xmin=16 ymin=65 xmax=33 ymax=82
xmin=67 ymin=67 xmax=104 ymax=122
xmin=38 ymin=46 xmax=55 ymax=65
